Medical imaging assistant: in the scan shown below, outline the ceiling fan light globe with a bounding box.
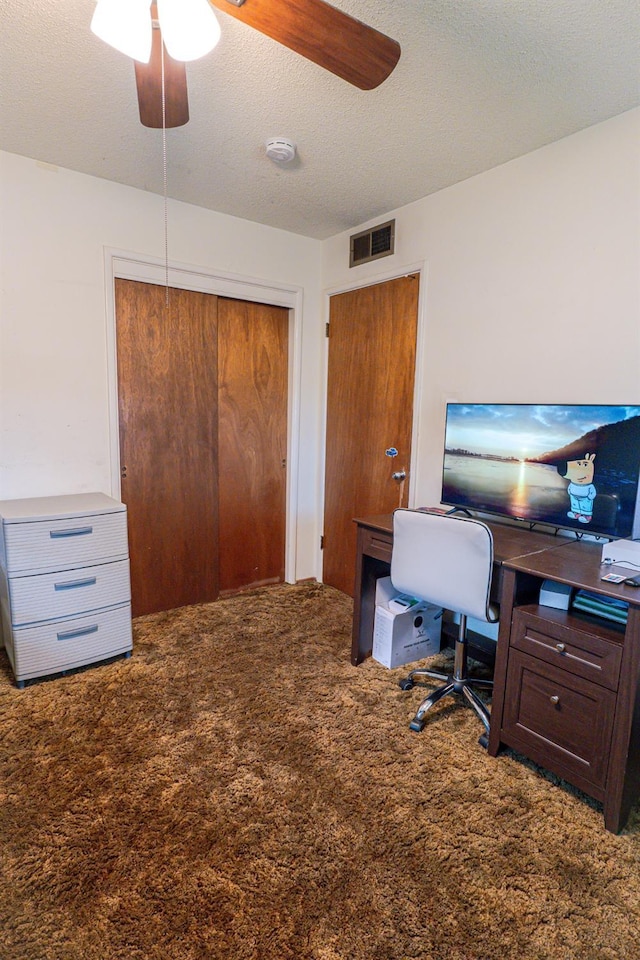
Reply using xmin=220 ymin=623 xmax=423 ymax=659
xmin=91 ymin=0 xmax=153 ymax=63
xmin=157 ymin=0 xmax=221 ymax=62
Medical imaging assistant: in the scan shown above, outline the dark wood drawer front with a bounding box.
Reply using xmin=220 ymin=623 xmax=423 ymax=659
xmin=360 ymin=528 xmax=393 ymax=564
xmin=503 ymin=650 xmax=616 ymax=794
xmin=511 ymin=608 xmax=621 ymax=690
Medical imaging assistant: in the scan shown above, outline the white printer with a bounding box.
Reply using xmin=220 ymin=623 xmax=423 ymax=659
xmin=601 ymin=538 xmax=640 ymax=570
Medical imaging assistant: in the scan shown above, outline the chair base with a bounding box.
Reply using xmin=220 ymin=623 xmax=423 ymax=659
xmin=402 ymin=671 xmax=492 ymax=735
xmin=399 ymin=617 xmax=493 ymax=742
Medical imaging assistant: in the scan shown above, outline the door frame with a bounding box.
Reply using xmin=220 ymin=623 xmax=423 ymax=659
xmin=320 ymin=259 xmax=429 ymax=576
xmin=102 ymin=247 xmax=304 ymax=585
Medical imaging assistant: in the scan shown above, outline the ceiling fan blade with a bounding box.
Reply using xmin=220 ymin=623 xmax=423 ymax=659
xmin=134 ymin=9 xmax=190 ymax=128
xmin=209 ymin=0 xmax=400 ymax=90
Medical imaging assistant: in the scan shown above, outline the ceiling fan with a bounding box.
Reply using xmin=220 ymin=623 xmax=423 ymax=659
xmin=93 ymin=0 xmax=401 ymax=129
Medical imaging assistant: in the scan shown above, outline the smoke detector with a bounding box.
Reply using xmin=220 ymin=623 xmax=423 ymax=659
xmin=265 ymin=137 xmax=296 ymax=163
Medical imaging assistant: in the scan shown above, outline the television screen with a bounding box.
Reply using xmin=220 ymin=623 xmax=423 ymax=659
xmin=441 ymin=404 xmax=640 ymax=540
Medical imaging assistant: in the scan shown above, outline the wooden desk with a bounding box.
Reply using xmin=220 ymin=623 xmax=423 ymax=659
xmin=351 ymin=513 xmax=640 ymax=832
xmin=351 ymin=513 xmax=562 ymax=666
xmin=488 ymin=539 xmax=640 ymax=834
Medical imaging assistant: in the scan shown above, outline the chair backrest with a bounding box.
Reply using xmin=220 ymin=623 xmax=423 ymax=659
xmin=390 ymin=509 xmax=497 ymax=623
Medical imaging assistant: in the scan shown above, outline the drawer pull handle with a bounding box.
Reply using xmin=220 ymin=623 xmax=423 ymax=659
xmin=550 ymin=695 xmax=560 ymax=705
xmin=54 ymin=577 xmax=97 ymax=591
xmin=50 ymin=526 xmax=93 ymax=539
xmin=555 ymin=643 xmax=566 ymax=654
xmin=56 ymin=625 xmax=99 ymax=642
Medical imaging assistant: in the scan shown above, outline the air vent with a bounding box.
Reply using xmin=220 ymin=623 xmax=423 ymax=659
xmin=349 ymin=219 xmax=395 ymax=267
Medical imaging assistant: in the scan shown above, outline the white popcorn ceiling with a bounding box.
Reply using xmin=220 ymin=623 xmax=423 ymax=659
xmin=1 ymin=0 xmax=638 ymax=240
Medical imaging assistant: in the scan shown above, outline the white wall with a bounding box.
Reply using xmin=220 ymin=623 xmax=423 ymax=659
xmin=321 ymin=108 xmax=640 ymax=509
xmin=0 ymin=152 xmax=324 ymax=581
xmin=2 ymin=108 xmax=639 ymax=587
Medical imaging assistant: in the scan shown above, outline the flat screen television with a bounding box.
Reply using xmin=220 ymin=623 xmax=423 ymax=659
xmin=441 ymin=404 xmax=640 ymax=540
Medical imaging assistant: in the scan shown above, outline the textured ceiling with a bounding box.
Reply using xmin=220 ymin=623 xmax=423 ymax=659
xmin=1 ymin=1 xmax=639 ymax=239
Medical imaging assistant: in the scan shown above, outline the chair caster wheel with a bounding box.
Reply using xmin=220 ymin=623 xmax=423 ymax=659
xmin=399 ymin=678 xmax=414 ymax=691
xmin=478 ymin=733 xmax=489 ymax=750
xmin=409 ymin=718 xmax=425 ymax=733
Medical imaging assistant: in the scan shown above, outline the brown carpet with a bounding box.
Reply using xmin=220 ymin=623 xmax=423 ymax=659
xmin=1 ymin=582 xmax=639 ymax=960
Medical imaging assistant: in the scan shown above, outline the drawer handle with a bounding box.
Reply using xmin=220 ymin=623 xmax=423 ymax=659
xmin=56 ymin=625 xmax=99 ymax=642
xmin=555 ymin=643 xmax=566 ymax=654
xmin=50 ymin=526 xmax=93 ymax=539
xmin=550 ymin=695 xmax=560 ymax=705
xmin=54 ymin=577 xmax=97 ymax=591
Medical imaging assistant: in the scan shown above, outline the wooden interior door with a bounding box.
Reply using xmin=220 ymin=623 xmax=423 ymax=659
xmin=217 ymin=298 xmax=289 ymax=594
xmin=116 ymin=280 xmax=219 ymax=617
xmin=323 ymin=274 xmax=419 ymax=596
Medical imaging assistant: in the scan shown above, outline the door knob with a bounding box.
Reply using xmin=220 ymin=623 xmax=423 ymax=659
xmin=392 ymin=470 xmax=406 ymax=482
xmin=550 ymin=695 xmax=560 ymax=705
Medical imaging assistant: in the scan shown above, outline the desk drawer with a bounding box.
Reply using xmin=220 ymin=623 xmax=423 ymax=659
xmin=359 ymin=527 xmax=393 ymax=563
xmin=511 ymin=607 xmax=621 ymax=691
xmin=8 ymin=559 xmax=131 ymax=626
xmin=3 ymin=511 xmax=129 ymax=575
xmin=503 ymin=649 xmax=615 ymax=795
xmin=11 ymin=603 xmax=133 ymax=682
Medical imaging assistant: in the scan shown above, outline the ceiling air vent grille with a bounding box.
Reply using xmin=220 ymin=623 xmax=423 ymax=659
xmin=349 ymin=219 xmax=395 ymax=267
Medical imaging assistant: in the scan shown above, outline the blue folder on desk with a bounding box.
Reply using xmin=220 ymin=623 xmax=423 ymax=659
xmin=571 ymin=590 xmax=629 ymax=625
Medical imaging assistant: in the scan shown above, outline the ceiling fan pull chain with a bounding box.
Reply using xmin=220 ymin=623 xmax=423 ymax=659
xmin=161 ymin=40 xmax=169 ymax=307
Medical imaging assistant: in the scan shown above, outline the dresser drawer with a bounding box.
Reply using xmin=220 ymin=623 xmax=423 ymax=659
xmin=10 ymin=603 xmax=133 ymax=682
xmin=511 ymin=607 xmax=622 ymax=691
xmin=3 ymin=511 xmax=128 ymax=576
xmin=503 ymin=649 xmax=616 ymax=796
xmin=8 ymin=559 xmax=131 ymax=626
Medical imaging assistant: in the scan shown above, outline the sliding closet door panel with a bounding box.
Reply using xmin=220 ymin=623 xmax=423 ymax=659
xmin=217 ymin=298 xmax=288 ymax=593
xmin=323 ymin=274 xmax=419 ymax=596
xmin=116 ymin=279 xmax=219 ymax=616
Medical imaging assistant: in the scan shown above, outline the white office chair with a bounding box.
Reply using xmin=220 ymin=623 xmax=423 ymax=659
xmin=390 ymin=508 xmax=499 ymax=746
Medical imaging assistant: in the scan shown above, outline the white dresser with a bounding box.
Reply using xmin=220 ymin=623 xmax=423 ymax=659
xmin=0 ymin=493 xmax=132 ymax=688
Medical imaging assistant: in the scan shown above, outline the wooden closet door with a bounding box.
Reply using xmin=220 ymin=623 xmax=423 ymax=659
xmin=116 ymin=280 xmax=219 ymax=616
xmin=323 ymin=274 xmax=419 ymax=596
xmin=217 ymin=298 xmax=289 ymax=594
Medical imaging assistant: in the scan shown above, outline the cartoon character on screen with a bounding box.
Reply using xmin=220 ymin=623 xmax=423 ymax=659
xmin=557 ymin=452 xmax=597 ymax=524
